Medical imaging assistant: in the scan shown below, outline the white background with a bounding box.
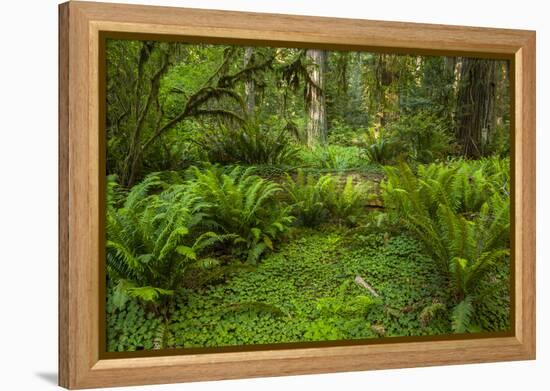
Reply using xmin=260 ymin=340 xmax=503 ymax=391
xmin=0 ymin=0 xmax=547 ymax=389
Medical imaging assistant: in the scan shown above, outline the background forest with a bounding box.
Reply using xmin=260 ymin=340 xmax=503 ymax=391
xmin=105 ymin=40 xmax=511 ymax=351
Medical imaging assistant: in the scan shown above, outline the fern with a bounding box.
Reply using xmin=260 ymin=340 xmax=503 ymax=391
xmin=382 ymin=159 xmax=510 ymax=272
xmin=449 ymin=250 xmax=509 ymax=299
xmin=106 ymin=173 xmax=229 ymax=309
xmin=200 ymin=121 xmax=300 ymax=165
xmin=106 ymin=174 xmax=126 ymax=209
xmin=451 ymin=296 xmax=474 ymax=333
xmin=360 ymin=128 xmax=402 ymax=164
xmin=284 ymin=170 xmax=330 ymax=226
xmin=301 ymin=145 xmax=364 ymax=170
xmin=323 ymin=175 xmax=370 ymax=226
xmin=381 ymin=159 xmax=510 ymax=333
xmin=188 ymin=165 xmax=294 ymax=264
xmin=126 ymin=286 xmax=175 ymax=302
xmin=284 ymin=170 xmax=369 ymax=227
xmin=153 ymin=322 xmax=175 ymax=350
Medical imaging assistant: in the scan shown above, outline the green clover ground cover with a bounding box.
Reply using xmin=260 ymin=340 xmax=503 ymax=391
xmin=107 ymin=226 xmax=510 ymax=352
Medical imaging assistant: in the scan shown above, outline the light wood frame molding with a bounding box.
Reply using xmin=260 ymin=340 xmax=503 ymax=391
xmin=58 ymin=1 xmax=536 ymax=389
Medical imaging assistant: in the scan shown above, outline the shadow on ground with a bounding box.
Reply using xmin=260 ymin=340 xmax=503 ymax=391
xmin=35 ymin=372 xmax=57 ymax=385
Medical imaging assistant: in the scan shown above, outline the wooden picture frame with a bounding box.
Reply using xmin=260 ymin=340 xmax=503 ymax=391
xmin=59 ymin=1 xmax=536 ymax=389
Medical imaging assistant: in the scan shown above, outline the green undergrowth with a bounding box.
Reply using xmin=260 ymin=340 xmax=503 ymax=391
xmin=107 ymin=226 xmax=510 ymax=352
xmin=242 ymin=162 xmax=384 ymax=181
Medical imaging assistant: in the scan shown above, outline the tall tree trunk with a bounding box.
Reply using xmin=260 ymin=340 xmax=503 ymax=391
xmin=455 ymin=58 xmax=496 ymax=158
xmin=122 ymin=42 xmax=169 ymax=186
xmin=243 ymin=47 xmax=255 ymax=116
xmin=444 ymin=56 xmax=457 ymax=78
xmin=306 ymin=49 xmax=328 ymax=148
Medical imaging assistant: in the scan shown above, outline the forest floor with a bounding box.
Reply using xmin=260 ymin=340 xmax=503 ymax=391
xmin=165 ymin=226 xmax=508 ymax=348
xmin=106 ymin=164 xmax=511 ymax=352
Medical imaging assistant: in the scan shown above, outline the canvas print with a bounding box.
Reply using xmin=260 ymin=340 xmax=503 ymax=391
xmin=104 ymin=39 xmax=511 ymax=352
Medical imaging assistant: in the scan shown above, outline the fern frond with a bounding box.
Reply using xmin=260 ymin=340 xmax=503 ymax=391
xmin=106 ymin=240 xmax=143 ymax=280
xmin=451 ymin=296 xmax=474 ymax=333
xmin=126 ymin=286 xmax=174 ymax=302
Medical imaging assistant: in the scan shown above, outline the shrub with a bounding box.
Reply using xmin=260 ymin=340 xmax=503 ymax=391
xmin=188 ymin=165 xmax=294 ymax=264
xmin=485 ymin=121 xmax=511 ymax=158
xmin=327 ymin=120 xmax=366 ymax=146
xmin=200 ymin=122 xmax=299 ymax=165
xmin=388 ymin=112 xmax=456 ymax=163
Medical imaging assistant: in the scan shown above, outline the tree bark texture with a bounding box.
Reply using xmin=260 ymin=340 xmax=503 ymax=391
xmin=306 ymin=49 xmax=328 ymax=148
xmin=243 ymin=47 xmax=255 ymax=116
xmin=455 ymin=58 xmax=496 ymax=158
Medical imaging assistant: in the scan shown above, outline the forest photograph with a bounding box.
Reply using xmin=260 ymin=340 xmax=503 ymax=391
xmin=104 ymin=38 xmax=511 ymax=352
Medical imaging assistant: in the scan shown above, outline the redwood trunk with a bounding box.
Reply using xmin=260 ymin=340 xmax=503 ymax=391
xmin=455 ymin=58 xmax=496 ymax=158
xmin=306 ymin=49 xmax=328 ymax=148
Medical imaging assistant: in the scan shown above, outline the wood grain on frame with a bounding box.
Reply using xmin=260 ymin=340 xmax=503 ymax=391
xmin=58 ymin=1 xmax=536 ymax=389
